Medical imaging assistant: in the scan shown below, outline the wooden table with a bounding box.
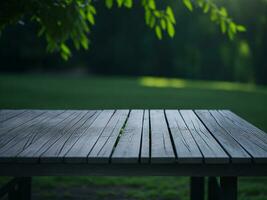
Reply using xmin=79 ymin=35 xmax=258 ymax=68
xmin=0 ymin=109 xmax=267 ymax=200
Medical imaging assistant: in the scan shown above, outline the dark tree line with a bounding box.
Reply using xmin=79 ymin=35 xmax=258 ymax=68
xmin=0 ymin=0 xmax=266 ymax=84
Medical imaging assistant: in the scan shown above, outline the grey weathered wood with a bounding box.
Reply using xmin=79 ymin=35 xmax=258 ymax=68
xmin=180 ymin=110 xmax=229 ymax=163
xmin=219 ymin=110 xmax=267 ymax=144
xmin=195 ymin=110 xmax=251 ymax=163
xmin=165 ymin=110 xmax=203 ymax=163
xmin=0 ymin=109 xmax=266 ymax=179
xmin=16 ymin=111 xmax=85 ymax=163
xmin=0 ymin=110 xmax=45 ymax=138
xmin=210 ymin=110 xmax=267 ymax=163
xmin=0 ymin=111 xmax=64 ymax=159
xmin=0 ymin=110 xmax=26 ymax=123
xmin=41 ymin=110 xmax=100 ymax=163
xmin=87 ymin=110 xmax=129 ymax=163
xmin=140 ymin=110 xmax=150 ymax=163
xmin=112 ymin=110 xmax=144 ymax=163
xmin=64 ymin=110 xmax=114 ymax=163
xmin=150 ymin=110 xmax=175 ymax=163
xmin=0 ymin=111 xmax=51 ymax=149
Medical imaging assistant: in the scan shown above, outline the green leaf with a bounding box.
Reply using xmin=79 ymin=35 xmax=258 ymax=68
xmin=220 ymin=7 xmax=228 ymax=17
xmin=210 ymin=9 xmax=218 ymax=21
xmin=87 ymin=13 xmax=95 ymax=25
xmin=155 ymin=25 xmax=162 ymax=40
xmin=197 ymin=0 xmax=204 ymax=7
xmin=60 ymin=52 xmax=69 ymax=61
xmin=160 ymin=19 xmax=166 ymax=30
xmin=166 ymin=6 xmax=176 ymax=24
xmin=89 ymin=5 xmax=96 ymax=15
xmin=149 ymin=16 xmax=156 ymax=28
xmin=228 ymin=28 xmax=234 ymax=40
xmin=105 ymin=0 xmax=113 ymax=9
xmin=203 ymin=3 xmax=210 ymax=13
xmin=80 ymin=34 xmax=89 ymax=49
xmin=60 ymin=43 xmax=71 ymax=60
xmin=117 ymin=0 xmax=124 ymax=7
xmin=220 ymin=20 xmax=226 ymax=33
xmin=124 ymin=0 xmax=132 ymax=8
xmin=229 ymin=22 xmax=237 ymax=34
xmin=167 ymin=20 xmax=175 ymax=38
xmin=148 ymin=0 xmax=156 ymax=10
xmin=183 ymin=0 xmax=193 ymax=12
xmin=236 ymin=25 xmax=246 ymax=32
xmin=154 ymin=10 xmax=161 ymax=17
xmin=145 ymin=9 xmax=151 ymax=25
xmin=61 ymin=43 xmax=70 ymax=55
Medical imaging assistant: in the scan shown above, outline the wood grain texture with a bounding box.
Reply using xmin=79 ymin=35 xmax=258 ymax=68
xmin=0 ymin=110 xmax=26 ymax=123
xmin=180 ymin=110 xmax=229 ymax=163
xmin=0 ymin=109 xmax=266 ymax=168
xmin=195 ymin=110 xmax=251 ymax=163
xmin=219 ymin=110 xmax=267 ymax=144
xmin=41 ymin=110 xmax=100 ymax=163
xmin=140 ymin=110 xmax=150 ymax=163
xmin=0 ymin=111 xmax=64 ymax=161
xmin=150 ymin=110 xmax=175 ymax=163
xmin=88 ymin=110 xmax=129 ymax=163
xmin=165 ymin=110 xmax=202 ymax=163
xmin=0 ymin=110 xmax=46 ymax=138
xmin=210 ymin=110 xmax=267 ymax=163
xmin=112 ymin=110 xmax=144 ymax=163
xmin=16 ymin=111 xmax=83 ymax=163
xmin=0 ymin=111 xmax=52 ymax=150
xmin=64 ymin=110 xmax=115 ymax=163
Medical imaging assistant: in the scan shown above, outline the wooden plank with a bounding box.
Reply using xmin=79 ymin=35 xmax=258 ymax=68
xmin=140 ymin=110 xmax=150 ymax=163
xmin=88 ymin=110 xmax=129 ymax=163
xmin=219 ymin=110 xmax=267 ymax=144
xmin=64 ymin=110 xmax=115 ymax=163
xmin=165 ymin=110 xmax=202 ymax=163
xmin=0 ymin=110 xmax=45 ymax=137
xmin=0 ymin=110 xmax=26 ymax=123
xmin=0 ymin=111 xmax=49 ymax=149
xmin=195 ymin=110 xmax=251 ymax=163
xmin=41 ymin=110 xmax=101 ymax=163
xmin=210 ymin=110 xmax=267 ymax=163
xmin=0 ymin=111 xmax=64 ymax=157
xmin=112 ymin=110 xmax=144 ymax=163
xmin=180 ymin=110 xmax=229 ymax=163
xmin=15 ymin=111 xmax=86 ymax=163
xmin=150 ymin=110 xmax=175 ymax=163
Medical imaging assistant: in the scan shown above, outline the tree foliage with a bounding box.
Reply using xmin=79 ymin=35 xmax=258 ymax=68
xmin=0 ymin=0 xmax=246 ymax=60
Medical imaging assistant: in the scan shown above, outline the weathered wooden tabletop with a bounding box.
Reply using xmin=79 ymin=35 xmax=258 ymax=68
xmin=0 ymin=109 xmax=267 ymax=176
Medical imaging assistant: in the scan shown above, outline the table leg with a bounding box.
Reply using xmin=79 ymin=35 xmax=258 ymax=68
xmin=208 ymin=177 xmax=220 ymax=200
xmin=8 ymin=177 xmax=32 ymax=200
xmin=220 ymin=177 xmax=237 ymax=200
xmin=190 ymin=177 xmax=204 ymax=200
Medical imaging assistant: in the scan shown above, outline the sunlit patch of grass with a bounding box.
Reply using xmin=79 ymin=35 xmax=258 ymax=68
xmin=139 ymin=76 xmax=267 ymax=94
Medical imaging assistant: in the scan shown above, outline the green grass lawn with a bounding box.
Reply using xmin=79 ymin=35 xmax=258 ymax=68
xmin=0 ymin=74 xmax=267 ymax=200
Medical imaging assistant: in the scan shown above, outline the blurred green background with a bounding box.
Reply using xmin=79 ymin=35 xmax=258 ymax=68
xmin=0 ymin=0 xmax=267 ymax=85
xmin=0 ymin=0 xmax=267 ymax=199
